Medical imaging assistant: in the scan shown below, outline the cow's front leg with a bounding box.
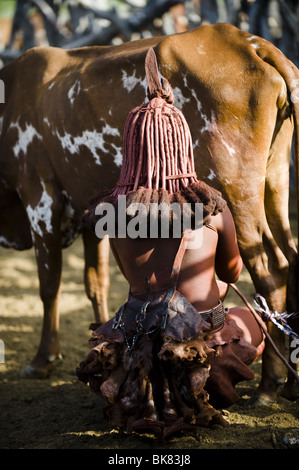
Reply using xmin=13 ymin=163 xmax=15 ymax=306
xmin=82 ymin=230 xmax=110 ymax=324
xmin=22 ymin=233 xmax=62 ymax=378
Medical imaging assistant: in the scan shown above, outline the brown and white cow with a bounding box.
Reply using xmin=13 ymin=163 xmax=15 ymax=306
xmin=0 ymin=23 xmax=298 ymax=404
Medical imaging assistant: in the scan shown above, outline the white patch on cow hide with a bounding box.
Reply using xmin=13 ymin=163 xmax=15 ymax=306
xmin=60 ymin=190 xmax=81 ymax=247
xmin=172 ymin=87 xmax=190 ymax=110
xmin=9 ymin=121 xmax=42 ymax=158
xmin=121 ymin=69 xmax=147 ymax=94
xmin=178 ymin=76 xmax=214 ymax=133
xmin=246 ymin=35 xmax=259 ymax=50
xmin=61 ymin=190 xmax=75 ymax=237
xmin=55 ymin=123 xmax=121 ymax=166
xmin=26 ymin=181 xmax=53 ymax=237
xmin=192 ymin=138 xmax=199 ymax=151
xmin=222 ymin=138 xmax=236 ymax=156
xmin=43 ymin=117 xmax=50 ymax=127
xmin=111 ymin=143 xmax=123 ymax=167
xmin=0 ymin=116 xmax=3 ymax=136
xmin=0 ymin=235 xmax=20 ymax=249
xmin=48 ymin=81 xmax=55 ymax=90
xmin=208 ymin=121 xmax=237 ymax=158
xmin=207 ymin=169 xmax=216 ymax=180
xmin=197 ymin=44 xmax=206 ymax=55
xmin=68 ymin=80 xmax=81 ymax=106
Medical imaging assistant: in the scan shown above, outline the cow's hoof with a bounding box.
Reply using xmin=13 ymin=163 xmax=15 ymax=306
xmin=20 ymin=365 xmax=50 ymax=379
xmin=283 ymin=430 xmax=299 ymax=448
xmin=244 ymin=394 xmax=276 ymax=407
xmin=21 ymin=354 xmax=63 ymax=379
xmin=280 ymin=383 xmax=299 ymax=401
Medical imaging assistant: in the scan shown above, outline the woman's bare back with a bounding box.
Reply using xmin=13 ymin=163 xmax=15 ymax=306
xmin=110 ymin=206 xmax=243 ymax=311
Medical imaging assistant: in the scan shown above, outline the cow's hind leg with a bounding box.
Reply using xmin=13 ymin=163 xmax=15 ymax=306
xmin=239 ymin=228 xmax=289 ymax=404
xmin=22 ymin=231 xmax=63 ymax=378
xmin=238 ymin=117 xmax=297 ymax=403
xmin=21 ymin=183 xmax=64 ymax=378
xmin=229 ymin=192 xmax=290 ymax=403
xmin=280 ymin=337 xmax=299 ymax=401
xmin=82 ymin=230 xmax=110 ymax=324
xmin=264 ymin=116 xmax=299 ymax=401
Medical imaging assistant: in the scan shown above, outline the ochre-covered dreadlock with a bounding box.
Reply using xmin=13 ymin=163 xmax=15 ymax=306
xmin=83 ymin=48 xmax=226 ymax=232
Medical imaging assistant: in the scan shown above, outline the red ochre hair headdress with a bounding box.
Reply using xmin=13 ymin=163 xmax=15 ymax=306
xmin=84 ymin=48 xmax=226 ymax=231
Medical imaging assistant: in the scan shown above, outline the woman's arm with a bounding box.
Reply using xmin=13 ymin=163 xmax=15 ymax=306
xmin=109 ymin=238 xmax=128 ymax=280
xmin=214 ymin=206 xmax=243 ymax=283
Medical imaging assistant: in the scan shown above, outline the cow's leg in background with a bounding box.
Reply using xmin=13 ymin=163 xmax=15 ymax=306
xmin=82 ymin=231 xmax=110 ymax=324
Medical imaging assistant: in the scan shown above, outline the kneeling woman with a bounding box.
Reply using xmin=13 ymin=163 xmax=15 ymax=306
xmin=77 ymin=49 xmax=265 ymax=439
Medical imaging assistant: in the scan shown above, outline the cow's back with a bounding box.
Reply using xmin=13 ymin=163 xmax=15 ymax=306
xmin=0 ymin=25 xmax=290 ymax=194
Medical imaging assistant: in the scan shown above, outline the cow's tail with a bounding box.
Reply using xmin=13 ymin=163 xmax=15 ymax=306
xmin=256 ymin=45 xmax=299 ymax=314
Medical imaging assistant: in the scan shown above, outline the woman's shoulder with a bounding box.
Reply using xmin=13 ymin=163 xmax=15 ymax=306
xmin=208 ymin=206 xmax=235 ymax=234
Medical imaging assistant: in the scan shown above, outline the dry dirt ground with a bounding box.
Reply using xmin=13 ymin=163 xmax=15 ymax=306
xmin=0 ymin=231 xmax=299 ymax=452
